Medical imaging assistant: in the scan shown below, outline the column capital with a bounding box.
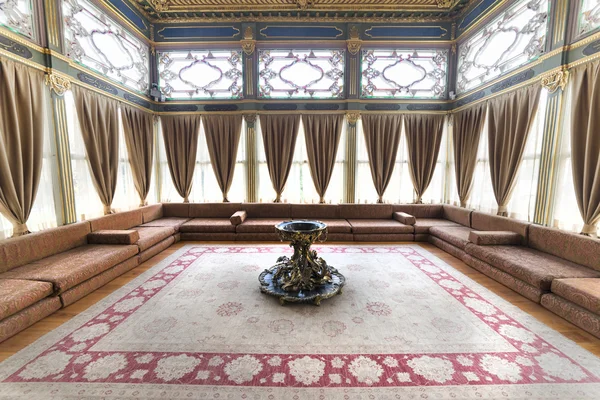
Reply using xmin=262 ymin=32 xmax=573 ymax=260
xmin=346 ymin=112 xmax=361 ymax=125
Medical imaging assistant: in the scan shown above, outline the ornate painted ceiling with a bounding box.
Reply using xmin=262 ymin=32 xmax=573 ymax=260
xmin=132 ymin=0 xmax=473 ymax=21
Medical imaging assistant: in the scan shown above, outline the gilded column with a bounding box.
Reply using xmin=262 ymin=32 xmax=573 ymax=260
xmin=344 ymin=112 xmax=360 ymax=203
xmin=244 ymin=114 xmax=258 ymax=203
xmin=534 ymin=70 xmax=569 ymax=225
xmin=43 ymin=0 xmax=63 ymax=52
xmin=46 ymin=74 xmax=77 ymax=224
xmin=346 ymin=26 xmax=361 ymax=99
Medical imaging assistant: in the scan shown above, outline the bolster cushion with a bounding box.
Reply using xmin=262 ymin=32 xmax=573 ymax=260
xmin=468 ymin=231 xmax=522 ymax=246
xmin=393 ymin=212 xmax=416 ymax=226
xmin=87 ymin=230 xmax=140 ymax=245
xmin=230 ymin=211 xmax=247 ymax=225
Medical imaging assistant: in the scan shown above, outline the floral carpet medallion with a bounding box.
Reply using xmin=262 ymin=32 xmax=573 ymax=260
xmin=1 ymin=245 xmax=599 ymax=399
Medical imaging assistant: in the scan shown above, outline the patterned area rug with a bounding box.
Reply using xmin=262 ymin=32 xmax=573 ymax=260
xmin=1 ymin=245 xmax=599 ymax=399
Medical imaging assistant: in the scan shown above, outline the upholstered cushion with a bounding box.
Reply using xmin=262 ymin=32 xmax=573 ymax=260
xmin=0 ymin=221 xmax=90 ymax=273
xmin=0 ymin=244 xmax=139 ymax=293
xmin=140 ymin=204 xmax=163 ymax=223
xmin=318 ymin=219 xmax=352 ymax=233
xmin=468 ymin=231 xmax=522 ymax=246
xmin=189 ymin=203 xmax=243 ymax=218
xmin=87 ymin=230 xmax=140 ymax=245
xmin=89 ymin=209 xmax=143 ymax=232
xmin=139 ymin=217 xmax=190 ymax=231
xmin=290 ymin=204 xmax=340 ymax=219
xmin=414 ymin=218 xmax=461 ymax=234
xmin=465 ymin=244 xmax=600 ymax=291
xmin=347 ymin=219 xmax=413 ymax=234
xmin=180 ymin=218 xmax=236 ymax=233
xmin=236 ymin=219 xmax=285 ymax=233
xmin=429 ymin=226 xmax=473 ymax=249
xmin=163 ymin=203 xmax=190 ymax=218
xmin=0 ymin=279 xmax=54 ymax=320
xmin=393 ymin=204 xmax=443 ymax=218
xmin=442 ymin=205 xmax=472 ymax=227
xmin=230 ymin=211 xmax=247 ymax=225
xmin=470 ymin=212 xmax=529 ymax=245
xmin=393 ymin=212 xmax=416 ymax=226
xmin=242 ymin=203 xmax=292 ymax=218
xmin=339 ymin=204 xmax=393 ymax=219
xmin=134 ymin=227 xmax=176 ymax=252
xmin=541 ymin=294 xmax=600 ymax=338
xmin=0 ymin=297 xmax=61 ymax=343
xmin=551 ymin=278 xmax=600 ymax=314
xmin=528 ymin=225 xmax=600 ymax=271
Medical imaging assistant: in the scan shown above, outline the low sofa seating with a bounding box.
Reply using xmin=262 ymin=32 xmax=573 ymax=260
xmin=1 ymin=201 xmax=600 ymax=342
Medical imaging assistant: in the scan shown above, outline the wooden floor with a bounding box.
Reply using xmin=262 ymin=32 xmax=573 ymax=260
xmin=1 ymin=241 xmax=599 ymax=362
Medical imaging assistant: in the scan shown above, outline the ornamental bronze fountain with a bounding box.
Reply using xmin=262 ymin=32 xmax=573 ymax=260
xmin=259 ymin=221 xmax=345 ymax=306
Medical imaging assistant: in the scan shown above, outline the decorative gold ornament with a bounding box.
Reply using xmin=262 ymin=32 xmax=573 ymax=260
xmin=346 ymin=25 xmax=362 ymax=55
xmin=436 ymin=0 xmax=455 ymax=7
xmin=243 ymin=113 xmax=257 ymax=124
xmin=295 ymin=0 xmax=313 ymax=10
xmin=346 ymin=112 xmax=361 ymax=125
xmin=150 ymin=0 xmax=170 ymax=12
xmin=240 ymin=26 xmax=256 ymax=55
xmin=45 ymin=73 xmax=71 ymax=96
xmin=541 ymin=68 xmax=569 ymax=93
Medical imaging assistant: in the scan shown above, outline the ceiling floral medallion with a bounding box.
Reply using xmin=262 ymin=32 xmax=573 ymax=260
xmin=456 ymin=0 xmax=549 ymax=94
xmin=361 ymin=49 xmax=448 ymax=99
xmin=158 ymin=50 xmax=243 ymax=99
xmin=258 ymin=49 xmax=344 ymax=99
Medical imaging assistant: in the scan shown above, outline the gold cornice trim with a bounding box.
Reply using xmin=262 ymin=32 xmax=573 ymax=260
xmin=157 ymin=25 xmax=241 ymax=40
xmin=364 ymin=25 xmax=449 ymax=40
xmin=568 ymin=30 xmax=600 ymax=51
xmin=567 ymin=51 xmax=600 ymax=69
xmin=0 ymin=26 xmax=45 ymax=53
xmin=259 ymin=25 xmax=343 ymax=39
xmin=0 ymin=48 xmax=47 ymax=71
xmin=66 ymin=73 xmax=151 ymax=112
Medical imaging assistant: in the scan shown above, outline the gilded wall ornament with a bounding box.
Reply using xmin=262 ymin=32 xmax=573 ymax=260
xmin=45 ymin=73 xmax=71 ymax=96
xmin=150 ymin=0 xmax=170 ymax=12
xmin=436 ymin=0 xmax=455 ymax=8
xmin=346 ymin=112 xmax=360 ymax=125
xmin=241 ymin=26 xmax=256 ymax=55
xmin=541 ymin=69 xmax=569 ymax=93
xmin=346 ymin=25 xmax=361 ymax=55
xmin=243 ymin=113 xmax=257 ymax=123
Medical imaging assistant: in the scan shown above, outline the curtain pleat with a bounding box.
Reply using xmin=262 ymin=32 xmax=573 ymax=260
xmin=487 ymin=85 xmax=541 ymax=216
xmin=452 ymin=104 xmax=487 ymax=207
xmin=73 ymin=86 xmax=120 ymax=215
xmin=121 ymin=106 xmax=154 ymax=206
xmin=0 ymin=58 xmax=45 ymax=236
xmin=160 ymin=115 xmax=202 ymax=203
xmin=302 ymin=114 xmax=343 ymax=203
xmin=405 ymin=114 xmax=445 ymax=203
xmin=203 ymin=114 xmax=243 ymax=202
xmin=361 ymin=114 xmax=403 ymax=203
xmin=259 ymin=114 xmax=300 ymax=202
xmin=570 ymin=60 xmax=600 ymax=235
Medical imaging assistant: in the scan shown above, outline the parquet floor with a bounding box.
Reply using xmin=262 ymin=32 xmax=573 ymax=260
xmin=1 ymin=241 xmax=599 ymax=362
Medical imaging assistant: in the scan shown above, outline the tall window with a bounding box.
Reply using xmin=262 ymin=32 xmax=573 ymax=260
xmin=0 ymin=90 xmax=60 ymax=239
xmin=360 ymin=49 xmax=448 ymax=99
xmin=62 ymin=0 xmax=150 ymax=94
xmin=0 ymin=0 xmax=35 ymax=39
xmin=157 ymin=50 xmax=243 ymax=99
xmin=158 ymin=118 xmax=246 ymax=203
xmin=65 ymin=91 xmax=141 ymax=219
xmin=258 ymin=49 xmax=345 ymax=99
xmin=467 ymin=113 xmax=496 ymax=213
xmin=552 ymin=84 xmax=585 ymax=232
xmin=355 ymin=119 xmax=414 ymax=204
xmin=578 ymin=0 xmax=600 ymax=36
xmin=456 ymin=0 xmax=549 ymax=94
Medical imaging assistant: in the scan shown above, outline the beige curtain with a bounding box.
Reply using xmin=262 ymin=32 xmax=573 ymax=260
xmin=452 ymin=104 xmax=487 ymax=207
xmin=362 ymin=114 xmax=403 ymax=203
xmin=259 ymin=114 xmax=300 ymax=202
xmin=487 ymin=85 xmax=541 ymax=216
xmin=0 ymin=59 xmax=45 ymax=236
xmin=121 ymin=106 xmax=154 ymax=206
xmin=302 ymin=114 xmax=343 ymax=203
xmin=73 ymin=86 xmax=120 ymax=215
xmin=202 ymin=114 xmax=243 ymax=202
xmin=160 ymin=115 xmax=202 ymax=203
xmin=405 ymin=114 xmax=445 ymax=203
xmin=570 ymin=60 xmax=600 ymax=235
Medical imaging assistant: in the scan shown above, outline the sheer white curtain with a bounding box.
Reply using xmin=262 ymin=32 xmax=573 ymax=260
xmin=467 ymin=109 xmax=496 ymax=213
xmin=0 ymin=89 xmax=61 ymax=239
xmin=552 ymin=84 xmax=585 ymax=232
xmin=506 ymin=90 xmax=548 ymax=221
xmin=158 ymin=118 xmax=246 ymax=203
xmin=422 ymin=119 xmax=450 ymax=204
xmin=356 ymin=119 xmax=413 ymax=204
xmin=446 ymin=120 xmax=460 ymax=206
xmin=112 ymin=109 xmax=141 ymax=211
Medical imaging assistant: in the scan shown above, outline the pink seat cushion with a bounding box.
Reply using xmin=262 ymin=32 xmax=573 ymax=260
xmin=429 ymin=226 xmax=472 ymax=249
xmin=134 ymin=227 xmax=176 ymax=251
xmin=236 ymin=219 xmax=286 ymax=233
xmin=0 ymin=279 xmax=54 ymax=320
xmin=414 ymin=218 xmax=461 ymax=234
xmin=551 ymin=278 xmax=600 ymax=314
xmin=179 ymin=218 xmax=237 ymax=233
xmin=347 ymin=219 xmax=413 ymax=234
